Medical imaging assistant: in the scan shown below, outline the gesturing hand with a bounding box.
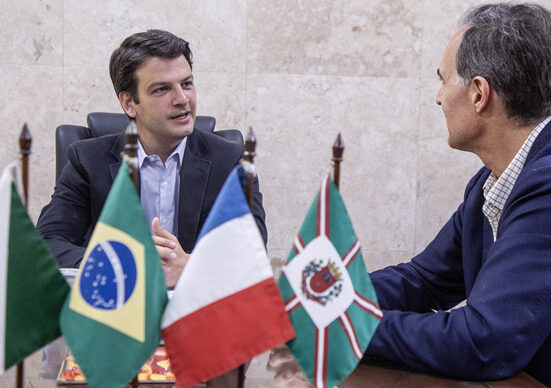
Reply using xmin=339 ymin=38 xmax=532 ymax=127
xmin=151 ymin=217 xmax=190 ymax=288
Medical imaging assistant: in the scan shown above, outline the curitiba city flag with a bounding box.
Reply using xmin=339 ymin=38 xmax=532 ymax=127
xmin=0 ymin=161 xmax=69 ymax=373
xmin=59 ymin=161 xmax=168 ymax=388
xmin=278 ymin=175 xmax=383 ymax=388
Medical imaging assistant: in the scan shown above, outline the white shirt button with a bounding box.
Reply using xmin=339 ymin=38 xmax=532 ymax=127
xmin=161 ymin=218 xmax=168 ymax=225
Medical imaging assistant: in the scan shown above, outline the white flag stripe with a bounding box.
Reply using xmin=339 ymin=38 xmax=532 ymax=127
xmin=293 ymin=236 xmax=304 ymax=253
xmin=340 ymin=314 xmax=363 ymax=360
xmin=0 ymin=163 xmax=16 ymax=372
xmin=355 ymin=295 xmax=383 ymax=318
xmin=316 ymin=328 xmax=325 ymax=388
xmin=285 ymin=296 xmax=300 ymax=312
xmin=99 ymin=241 xmax=125 ymax=309
xmin=162 ymin=213 xmax=271 ymax=328
xmin=342 ymin=241 xmax=360 ymax=267
xmin=319 ymin=178 xmax=328 ymax=237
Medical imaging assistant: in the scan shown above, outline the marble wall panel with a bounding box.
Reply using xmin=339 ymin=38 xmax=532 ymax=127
xmin=193 ymin=71 xmax=247 ymax=131
xmin=62 ymin=66 xmax=122 ymax=126
xmin=247 ymin=73 xmax=419 ymax=255
xmin=62 ymin=0 xmax=247 ymax=73
xmin=0 ymin=65 xmax=62 ymax=221
xmin=248 ymin=0 xmax=423 ymax=78
xmin=416 ymin=4 xmax=486 ymax=253
xmin=420 ymin=0 xmax=488 ymax=80
xmin=3 ymin=0 xmax=551 ymax=385
xmin=0 ymin=0 xmax=62 ymax=65
xmin=414 ymin=136 xmax=481 ymax=251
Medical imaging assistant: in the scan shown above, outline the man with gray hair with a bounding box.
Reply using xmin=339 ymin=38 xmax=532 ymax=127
xmin=362 ymin=3 xmax=551 ymax=384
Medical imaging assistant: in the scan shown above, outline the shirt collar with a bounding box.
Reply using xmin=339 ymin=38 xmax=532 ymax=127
xmin=483 ymin=116 xmax=551 ymax=211
xmin=137 ymin=137 xmax=187 ymax=168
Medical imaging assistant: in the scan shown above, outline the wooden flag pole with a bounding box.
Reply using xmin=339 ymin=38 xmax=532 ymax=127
xmin=19 ymin=124 xmax=31 ymax=206
xmin=124 ymin=120 xmax=139 ymax=189
xmin=123 ymin=121 xmax=139 ymax=388
xmin=16 ymin=124 xmax=32 ymax=388
xmin=332 ymin=133 xmax=344 ymax=190
xmin=243 ymin=127 xmax=257 ymax=206
xmin=236 ymin=126 xmax=258 ymax=388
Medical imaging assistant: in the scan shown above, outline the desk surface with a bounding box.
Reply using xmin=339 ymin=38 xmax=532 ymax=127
xmin=341 ymin=359 xmax=545 ymax=388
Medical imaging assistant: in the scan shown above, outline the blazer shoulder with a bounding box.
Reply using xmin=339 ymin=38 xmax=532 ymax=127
xmin=192 ymin=130 xmax=244 ymax=160
xmin=67 ymin=133 xmax=122 ymax=171
xmin=69 ymin=133 xmax=121 ymax=155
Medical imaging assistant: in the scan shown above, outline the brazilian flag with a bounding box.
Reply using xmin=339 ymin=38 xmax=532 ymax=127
xmin=60 ymin=161 xmax=168 ymax=388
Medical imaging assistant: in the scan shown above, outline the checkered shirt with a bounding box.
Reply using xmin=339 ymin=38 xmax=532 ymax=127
xmin=483 ymin=116 xmax=551 ymax=240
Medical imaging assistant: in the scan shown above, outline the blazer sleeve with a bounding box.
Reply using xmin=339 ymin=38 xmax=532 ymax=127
xmin=36 ymin=144 xmax=91 ymax=268
xmin=251 ymin=174 xmax=267 ymax=246
xmin=364 ymin=164 xmax=551 ymax=381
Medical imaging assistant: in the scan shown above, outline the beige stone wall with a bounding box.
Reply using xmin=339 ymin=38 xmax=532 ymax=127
xmin=4 ymin=0 xmax=551 ymax=386
xmin=4 ymin=0 xmax=550 ymax=271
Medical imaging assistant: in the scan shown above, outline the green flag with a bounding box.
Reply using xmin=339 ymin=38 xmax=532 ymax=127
xmin=277 ymin=175 xmax=382 ymax=388
xmin=60 ymin=161 xmax=168 ymax=388
xmin=0 ymin=161 xmax=69 ymax=373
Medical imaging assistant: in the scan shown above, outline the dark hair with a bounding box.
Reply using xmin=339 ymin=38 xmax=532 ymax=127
xmin=109 ymin=29 xmax=193 ymax=102
xmin=457 ymin=3 xmax=551 ymax=125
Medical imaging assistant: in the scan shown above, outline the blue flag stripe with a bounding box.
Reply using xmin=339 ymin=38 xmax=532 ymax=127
xmin=197 ymin=165 xmax=250 ymax=240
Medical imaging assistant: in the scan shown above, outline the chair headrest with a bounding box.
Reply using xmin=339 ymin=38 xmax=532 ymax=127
xmin=86 ymin=112 xmax=216 ymax=137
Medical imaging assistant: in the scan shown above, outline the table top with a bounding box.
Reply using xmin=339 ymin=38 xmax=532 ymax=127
xmin=340 ymin=358 xmax=545 ymax=388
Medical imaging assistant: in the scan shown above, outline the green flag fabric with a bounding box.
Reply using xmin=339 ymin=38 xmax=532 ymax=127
xmin=278 ymin=175 xmax=382 ymax=388
xmin=59 ymin=161 xmax=168 ymax=388
xmin=0 ymin=161 xmax=69 ymax=373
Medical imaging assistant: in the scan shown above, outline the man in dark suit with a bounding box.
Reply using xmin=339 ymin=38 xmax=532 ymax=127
xmin=37 ymin=30 xmax=266 ymax=288
xmin=363 ymin=3 xmax=551 ymax=385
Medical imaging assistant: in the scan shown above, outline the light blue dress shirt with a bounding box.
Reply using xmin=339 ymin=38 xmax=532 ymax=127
xmin=137 ymin=138 xmax=187 ymax=235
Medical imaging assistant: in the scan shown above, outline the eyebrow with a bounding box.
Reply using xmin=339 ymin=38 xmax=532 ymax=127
xmin=147 ymin=75 xmax=194 ymax=92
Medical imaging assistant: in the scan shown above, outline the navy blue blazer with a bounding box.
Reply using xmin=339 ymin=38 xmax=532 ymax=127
xmin=37 ymin=129 xmax=267 ymax=268
xmin=365 ymin=122 xmax=551 ymax=385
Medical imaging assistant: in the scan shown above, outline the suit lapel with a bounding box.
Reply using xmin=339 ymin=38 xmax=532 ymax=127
xmin=177 ymin=131 xmax=211 ymax=252
xmin=525 ymin=119 xmax=551 ymax=164
xmin=109 ymin=132 xmax=125 ymax=180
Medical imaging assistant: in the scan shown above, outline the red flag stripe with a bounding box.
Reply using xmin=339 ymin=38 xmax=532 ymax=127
xmin=162 ymin=278 xmax=296 ymax=387
xmin=314 ymin=328 xmax=321 ymax=388
xmin=284 ymin=295 xmax=301 ymax=313
xmin=293 ymin=234 xmax=306 ymax=254
xmin=354 ymin=292 xmax=383 ymax=319
xmin=316 ymin=176 xmax=330 ymax=238
xmin=313 ymin=326 xmax=329 ymax=388
xmin=338 ymin=312 xmax=363 ymax=360
xmin=322 ymin=326 xmax=329 ymax=388
xmin=342 ymin=239 xmax=360 ymax=268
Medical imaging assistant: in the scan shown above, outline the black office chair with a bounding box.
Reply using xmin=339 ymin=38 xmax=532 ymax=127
xmin=55 ymin=112 xmax=244 ymax=180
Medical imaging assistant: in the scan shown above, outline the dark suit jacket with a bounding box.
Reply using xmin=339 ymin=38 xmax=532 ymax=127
xmin=364 ymin=121 xmax=551 ymax=385
xmin=37 ymin=129 xmax=267 ymax=268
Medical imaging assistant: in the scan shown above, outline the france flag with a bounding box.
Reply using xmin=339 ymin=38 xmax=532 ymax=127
xmin=161 ymin=165 xmax=295 ymax=388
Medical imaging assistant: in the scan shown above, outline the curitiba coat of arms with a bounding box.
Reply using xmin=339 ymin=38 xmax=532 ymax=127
xmin=301 ymin=259 xmax=343 ymax=306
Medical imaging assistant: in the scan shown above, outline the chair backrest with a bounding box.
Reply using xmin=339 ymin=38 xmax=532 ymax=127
xmin=86 ymin=112 xmax=217 ymax=137
xmin=55 ymin=113 xmax=243 ymax=180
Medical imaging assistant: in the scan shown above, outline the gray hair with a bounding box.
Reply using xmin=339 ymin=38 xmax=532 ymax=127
xmin=456 ymin=3 xmax=551 ymax=125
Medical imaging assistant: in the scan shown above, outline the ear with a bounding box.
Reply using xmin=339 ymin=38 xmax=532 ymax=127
xmin=470 ymin=76 xmax=491 ymax=114
xmin=118 ymin=91 xmax=137 ymax=118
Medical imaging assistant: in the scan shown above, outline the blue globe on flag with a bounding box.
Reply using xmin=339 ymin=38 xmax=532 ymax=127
xmin=80 ymin=240 xmax=137 ymax=310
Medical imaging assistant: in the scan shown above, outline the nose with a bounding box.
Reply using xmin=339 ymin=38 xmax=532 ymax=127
xmin=435 ymin=87 xmax=442 ymax=106
xmin=173 ymin=85 xmax=189 ymax=105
